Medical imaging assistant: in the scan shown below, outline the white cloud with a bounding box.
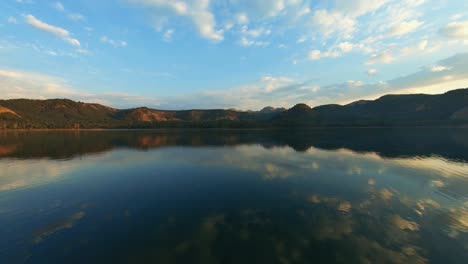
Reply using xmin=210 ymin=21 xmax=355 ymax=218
xmin=159 ymin=53 xmax=468 ymax=110
xmin=130 ymin=0 xmax=223 ymax=41
xmin=163 ymin=29 xmax=174 ymax=42
xmin=0 ymin=68 xmax=161 ymax=108
xmin=25 ymin=14 xmax=80 ymax=46
xmin=308 ymin=49 xmax=341 ymax=60
xmin=440 ymin=21 xmax=468 ymax=39
xmin=296 ymin=36 xmax=306 ymax=43
xmin=296 ymin=6 xmax=311 ymax=17
xmin=430 ymin=66 xmax=451 ymax=72
xmin=387 ymin=20 xmax=423 ymax=37
xmin=241 ymin=26 xmax=271 ymax=38
xmin=239 ymin=37 xmax=269 ymax=47
xmin=418 ymin=40 xmax=428 ymax=50
xmin=76 ymin=49 xmax=90 ymax=55
xmin=236 ymin=13 xmax=249 ymax=24
xmin=260 ymin=76 xmax=295 ymax=92
xmin=450 ymin=14 xmax=464 ymax=21
xmin=53 ymin=2 xmax=65 ymax=12
xmin=0 ymin=69 xmax=85 ymax=99
xmin=100 ymin=36 xmax=127 ymax=47
xmin=4 ymin=52 xmax=467 ymax=111
xmin=338 ymin=42 xmax=353 ymax=53
xmin=238 ymin=25 xmax=271 ymax=47
xmin=347 ymin=80 xmax=364 ymax=87
xmin=308 ymin=50 xmax=321 ymax=60
xmin=366 ymin=52 xmax=394 ymax=65
xmin=300 ymin=85 xmax=320 ymax=92
xmin=367 ymin=69 xmax=378 ymax=75
xmin=311 ymin=9 xmax=356 ymax=38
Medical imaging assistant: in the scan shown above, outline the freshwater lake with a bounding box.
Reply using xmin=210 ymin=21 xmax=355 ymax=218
xmin=0 ymin=128 xmax=467 ymax=263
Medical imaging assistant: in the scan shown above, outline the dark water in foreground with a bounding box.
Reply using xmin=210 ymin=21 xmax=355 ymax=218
xmin=0 ymin=128 xmax=467 ymax=264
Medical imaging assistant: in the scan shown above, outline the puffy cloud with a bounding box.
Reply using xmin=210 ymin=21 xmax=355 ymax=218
xmin=163 ymin=29 xmax=174 ymax=42
xmin=308 ymin=49 xmax=341 ymax=60
xmin=129 ymin=0 xmax=223 ymax=41
xmin=387 ymin=20 xmax=423 ymax=37
xmin=25 ymin=14 xmax=80 ymax=46
xmin=238 ymin=25 xmax=271 ymax=47
xmin=367 ymin=69 xmax=378 ymax=75
xmin=338 ymin=42 xmax=353 ymax=53
xmin=236 ymin=13 xmax=249 ymax=24
xmin=296 ymin=36 xmax=306 ymax=43
xmin=310 ymin=9 xmax=356 ymax=38
xmin=296 ymin=6 xmax=311 ymax=17
xmin=239 ymin=37 xmax=269 ymax=47
xmin=440 ymin=21 xmax=468 ymax=39
xmin=260 ymin=76 xmax=294 ymax=92
xmin=418 ymin=40 xmax=428 ymax=50
xmin=430 ymin=66 xmax=451 ymax=72
xmin=366 ymin=52 xmax=395 ymax=65
xmin=450 ymin=14 xmax=464 ymax=21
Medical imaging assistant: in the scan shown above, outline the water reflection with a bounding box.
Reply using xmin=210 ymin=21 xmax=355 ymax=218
xmin=0 ymin=129 xmax=467 ymax=263
xmin=1 ymin=128 xmax=468 ymax=161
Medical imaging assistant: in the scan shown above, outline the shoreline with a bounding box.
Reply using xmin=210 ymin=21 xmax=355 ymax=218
xmin=1 ymin=126 xmax=467 ymax=132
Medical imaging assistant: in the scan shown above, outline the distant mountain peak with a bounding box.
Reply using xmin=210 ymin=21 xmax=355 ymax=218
xmin=289 ymin=103 xmax=311 ymax=111
xmin=260 ymin=106 xmax=286 ymax=113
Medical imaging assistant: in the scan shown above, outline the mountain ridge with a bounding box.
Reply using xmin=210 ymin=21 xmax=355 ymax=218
xmin=1 ymin=88 xmax=467 ymax=129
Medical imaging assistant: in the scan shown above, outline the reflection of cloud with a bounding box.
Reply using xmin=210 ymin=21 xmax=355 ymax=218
xmin=379 ymin=188 xmax=394 ymax=202
xmin=264 ymin=163 xmax=292 ymax=179
xmin=448 ymin=208 xmax=468 ymax=232
xmin=33 ymin=211 xmax=86 ymax=244
xmin=338 ymin=201 xmax=352 ymax=212
xmin=415 ymin=199 xmax=441 ymax=216
xmin=1 ymin=138 xmax=466 ymax=262
xmin=307 ymin=194 xmax=352 ymax=213
xmin=431 ymin=180 xmax=445 ymax=188
xmin=393 ymin=156 xmax=468 ymax=179
xmin=390 ymin=215 xmax=419 ymax=231
xmin=0 ymin=160 xmax=72 ymax=191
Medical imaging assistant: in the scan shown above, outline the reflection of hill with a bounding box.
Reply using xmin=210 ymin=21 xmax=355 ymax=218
xmin=1 ymin=128 xmax=467 ymax=161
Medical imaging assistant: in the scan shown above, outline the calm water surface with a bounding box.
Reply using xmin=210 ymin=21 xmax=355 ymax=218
xmin=0 ymin=128 xmax=467 ymax=263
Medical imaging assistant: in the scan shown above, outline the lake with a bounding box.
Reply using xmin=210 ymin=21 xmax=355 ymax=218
xmin=0 ymin=128 xmax=467 ymax=264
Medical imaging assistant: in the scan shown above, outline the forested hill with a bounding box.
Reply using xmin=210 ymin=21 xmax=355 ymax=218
xmin=0 ymin=88 xmax=467 ymax=129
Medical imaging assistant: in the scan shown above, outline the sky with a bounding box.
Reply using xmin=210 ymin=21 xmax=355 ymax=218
xmin=0 ymin=0 xmax=467 ymax=110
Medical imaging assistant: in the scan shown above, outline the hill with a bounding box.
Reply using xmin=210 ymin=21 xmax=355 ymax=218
xmin=274 ymin=88 xmax=468 ymax=127
xmin=0 ymin=99 xmax=279 ymax=129
xmin=0 ymin=88 xmax=467 ymax=128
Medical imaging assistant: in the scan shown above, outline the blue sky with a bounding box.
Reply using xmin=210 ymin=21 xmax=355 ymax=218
xmin=0 ymin=0 xmax=467 ymax=110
